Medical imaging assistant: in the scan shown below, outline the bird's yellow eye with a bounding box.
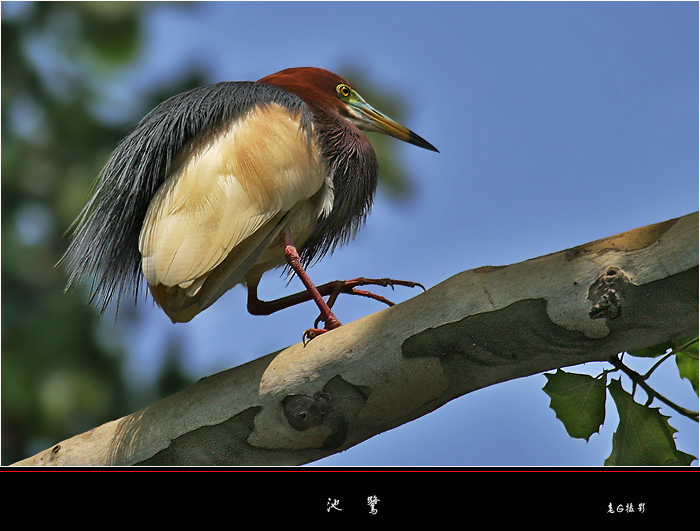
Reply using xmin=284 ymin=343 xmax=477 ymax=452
xmin=336 ymin=84 xmax=352 ymax=99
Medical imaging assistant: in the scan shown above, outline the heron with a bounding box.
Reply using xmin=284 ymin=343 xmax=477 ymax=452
xmin=62 ymin=67 xmax=438 ymax=340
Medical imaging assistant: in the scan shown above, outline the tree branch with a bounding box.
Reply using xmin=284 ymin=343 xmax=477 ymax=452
xmin=13 ymin=212 xmax=699 ymax=466
xmin=607 ymin=353 xmax=699 ymax=421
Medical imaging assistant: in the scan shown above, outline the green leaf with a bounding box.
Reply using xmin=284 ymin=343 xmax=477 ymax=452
xmin=628 ymin=341 xmax=674 ymax=358
xmin=543 ymin=369 xmax=606 ymax=441
xmin=674 ymin=337 xmax=698 ymax=395
xmin=605 ymin=379 xmax=696 ymax=466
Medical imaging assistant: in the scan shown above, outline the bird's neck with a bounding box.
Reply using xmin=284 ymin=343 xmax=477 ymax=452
xmin=298 ymin=109 xmax=379 ymax=265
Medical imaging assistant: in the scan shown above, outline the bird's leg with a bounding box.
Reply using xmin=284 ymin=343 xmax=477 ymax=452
xmin=248 ymin=277 xmax=425 ymax=315
xmin=254 ymin=230 xmax=342 ymax=341
xmin=246 ymin=233 xmax=425 ymax=342
xmin=248 ymin=274 xmax=425 ymax=341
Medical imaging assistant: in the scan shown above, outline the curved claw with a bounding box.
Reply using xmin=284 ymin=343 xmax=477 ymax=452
xmin=302 ymin=327 xmax=329 ymax=345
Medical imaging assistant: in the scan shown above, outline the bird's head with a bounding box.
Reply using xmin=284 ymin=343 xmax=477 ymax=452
xmin=259 ymin=67 xmax=438 ymax=152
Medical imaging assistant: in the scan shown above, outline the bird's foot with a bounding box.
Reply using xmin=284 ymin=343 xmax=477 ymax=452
xmin=303 ymin=314 xmax=341 ymax=346
xmin=324 ymin=277 xmax=426 ymax=309
xmin=302 ymin=327 xmax=328 ymax=345
xmin=304 ymin=277 xmax=425 ymax=344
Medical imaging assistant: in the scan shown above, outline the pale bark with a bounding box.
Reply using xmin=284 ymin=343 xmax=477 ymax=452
xmin=13 ymin=212 xmax=698 ymax=466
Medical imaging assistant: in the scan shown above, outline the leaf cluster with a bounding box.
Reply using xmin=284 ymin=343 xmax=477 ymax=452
xmin=543 ymin=336 xmax=698 ymax=466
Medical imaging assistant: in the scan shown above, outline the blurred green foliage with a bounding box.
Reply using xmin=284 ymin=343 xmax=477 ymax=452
xmin=1 ymin=1 xmax=201 ymax=465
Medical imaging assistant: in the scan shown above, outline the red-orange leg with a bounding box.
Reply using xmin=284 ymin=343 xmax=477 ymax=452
xmin=246 ymin=232 xmax=425 ymax=342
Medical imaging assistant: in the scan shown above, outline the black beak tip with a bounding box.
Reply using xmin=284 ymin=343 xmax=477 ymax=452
xmin=408 ymin=131 xmax=439 ymax=153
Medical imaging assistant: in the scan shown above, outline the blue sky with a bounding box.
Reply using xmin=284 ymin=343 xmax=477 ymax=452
xmin=13 ymin=1 xmax=700 ymax=466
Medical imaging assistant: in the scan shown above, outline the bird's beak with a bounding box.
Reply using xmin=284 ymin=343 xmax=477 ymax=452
xmin=348 ymin=99 xmax=439 ymax=153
